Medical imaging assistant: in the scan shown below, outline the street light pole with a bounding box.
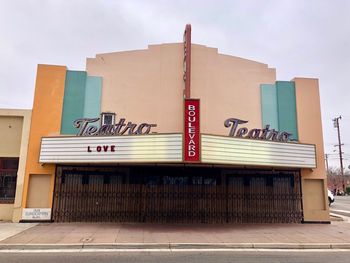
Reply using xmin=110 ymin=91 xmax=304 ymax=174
xmin=333 ymin=116 xmax=345 ymax=192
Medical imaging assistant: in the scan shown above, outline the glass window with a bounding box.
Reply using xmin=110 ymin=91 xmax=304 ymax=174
xmin=82 ymin=174 xmax=89 ymax=185
xmin=101 ymin=112 xmax=115 ymax=126
xmin=204 ymin=178 xmax=216 ymax=185
xmin=163 ymin=176 xmax=189 ymax=185
xmin=0 ymin=158 xmax=19 ymax=203
xmin=192 ymin=177 xmax=202 ymax=185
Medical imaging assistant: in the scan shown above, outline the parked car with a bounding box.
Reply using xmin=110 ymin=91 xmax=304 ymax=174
xmin=328 ymin=189 xmax=335 ymax=206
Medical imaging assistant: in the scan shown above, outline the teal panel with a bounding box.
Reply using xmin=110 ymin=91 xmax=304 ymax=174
xmin=84 ymin=76 xmax=102 ymax=118
xmin=61 ymin=71 xmax=87 ymax=134
xmin=260 ymin=84 xmax=279 ymax=130
xmin=276 ymin=81 xmax=299 ymax=140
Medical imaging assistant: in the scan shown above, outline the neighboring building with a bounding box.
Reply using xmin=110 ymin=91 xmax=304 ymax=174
xmin=0 ymin=109 xmax=31 ymax=222
xmin=12 ymin=26 xmax=329 ymax=223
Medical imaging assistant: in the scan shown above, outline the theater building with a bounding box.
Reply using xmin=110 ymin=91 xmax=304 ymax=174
xmin=0 ymin=109 xmax=31 ymax=222
xmin=17 ymin=25 xmax=329 ymax=223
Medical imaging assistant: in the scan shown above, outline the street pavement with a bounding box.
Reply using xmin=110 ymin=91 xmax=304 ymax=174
xmin=0 ymin=196 xmax=349 ymax=252
xmin=1 ymin=251 xmax=350 ymax=263
xmin=330 ymin=195 xmax=350 ymax=217
xmin=1 ymin=221 xmax=350 ymax=250
xmin=0 ymin=223 xmax=37 ymax=242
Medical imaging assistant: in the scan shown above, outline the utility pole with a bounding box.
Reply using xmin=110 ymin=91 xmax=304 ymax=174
xmin=333 ymin=116 xmax=345 ymax=192
xmin=325 ymin=154 xmax=329 ymax=174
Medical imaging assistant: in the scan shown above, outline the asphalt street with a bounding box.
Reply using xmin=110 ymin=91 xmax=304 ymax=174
xmin=1 ymin=251 xmax=350 ymax=263
xmin=330 ymin=195 xmax=350 ymax=216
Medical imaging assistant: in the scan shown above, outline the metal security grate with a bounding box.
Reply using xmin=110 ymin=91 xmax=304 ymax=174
xmin=52 ymin=166 xmax=302 ymax=223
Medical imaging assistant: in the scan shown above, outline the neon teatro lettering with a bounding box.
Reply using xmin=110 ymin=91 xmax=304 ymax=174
xmin=224 ymin=118 xmax=292 ymax=142
xmin=74 ymin=117 xmax=157 ymax=136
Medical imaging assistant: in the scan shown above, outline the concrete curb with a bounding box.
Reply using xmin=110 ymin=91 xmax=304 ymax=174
xmin=330 ymin=212 xmax=349 ymax=221
xmin=1 ymin=242 xmax=350 ymax=250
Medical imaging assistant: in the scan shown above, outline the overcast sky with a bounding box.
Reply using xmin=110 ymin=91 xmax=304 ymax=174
xmin=1 ymin=0 xmax=349 ymax=169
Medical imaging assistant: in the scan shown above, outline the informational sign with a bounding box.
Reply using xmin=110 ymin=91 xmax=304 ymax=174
xmin=184 ymin=99 xmax=200 ymax=162
xmin=22 ymin=208 xmax=51 ymax=220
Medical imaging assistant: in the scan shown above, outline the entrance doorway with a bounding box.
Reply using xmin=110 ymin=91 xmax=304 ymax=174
xmin=52 ymin=165 xmax=302 ymax=223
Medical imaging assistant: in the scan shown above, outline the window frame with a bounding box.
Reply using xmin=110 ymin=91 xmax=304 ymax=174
xmin=0 ymin=157 xmax=19 ymax=204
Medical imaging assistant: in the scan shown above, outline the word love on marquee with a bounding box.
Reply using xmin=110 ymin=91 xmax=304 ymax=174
xmin=224 ymin=118 xmax=293 ymax=143
xmin=184 ymin=99 xmax=200 ymax=162
xmin=87 ymin=145 xmax=116 ymax=153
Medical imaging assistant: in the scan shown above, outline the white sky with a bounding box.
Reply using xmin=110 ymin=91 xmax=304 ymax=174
xmin=0 ymin=0 xmax=349 ymax=169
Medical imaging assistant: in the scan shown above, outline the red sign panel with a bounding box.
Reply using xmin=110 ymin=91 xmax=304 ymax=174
xmin=184 ymin=99 xmax=200 ymax=162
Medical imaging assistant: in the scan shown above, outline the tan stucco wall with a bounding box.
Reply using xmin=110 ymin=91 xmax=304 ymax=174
xmin=0 ymin=116 xmax=23 ymax=157
xmin=191 ymin=45 xmax=276 ymax=134
xmin=87 ymin=44 xmax=184 ymax=133
xmin=86 ymin=43 xmax=276 ymax=135
xmin=26 ymin=174 xmax=51 ymax=208
xmin=0 ymin=204 xmax=14 ymax=221
xmin=294 ymin=78 xmax=329 ymax=222
xmin=0 ymin=109 xmax=31 ymax=222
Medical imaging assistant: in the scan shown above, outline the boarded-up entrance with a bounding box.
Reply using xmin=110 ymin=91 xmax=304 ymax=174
xmin=52 ymin=166 xmax=302 ymax=223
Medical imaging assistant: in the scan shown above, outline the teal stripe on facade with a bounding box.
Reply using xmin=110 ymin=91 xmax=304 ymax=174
xmin=61 ymin=71 xmax=87 ymax=134
xmin=84 ymin=76 xmax=102 ymax=118
xmin=276 ymin=81 xmax=298 ymax=140
xmin=260 ymin=84 xmax=279 ymax=130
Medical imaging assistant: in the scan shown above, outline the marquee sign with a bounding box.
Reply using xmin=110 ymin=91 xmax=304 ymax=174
xmin=39 ymin=134 xmax=183 ymax=163
xmin=74 ymin=117 xmax=157 ymax=136
xmin=184 ymin=99 xmax=200 ymax=162
xmin=201 ymin=134 xmax=316 ymax=168
xmin=224 ymin=118 xmax=293 ymax=143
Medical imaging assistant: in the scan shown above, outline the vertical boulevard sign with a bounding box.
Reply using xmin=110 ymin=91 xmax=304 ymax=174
xmin=183 ymin=25 xmax=199 ymax=162
xmin=184 ymin=99 xmax=200 ymax=162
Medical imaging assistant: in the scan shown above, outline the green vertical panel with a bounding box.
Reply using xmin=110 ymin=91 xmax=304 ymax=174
xmin=84 ymin=76 xmax=102 ymax=118
xmin=61 ymin=71 xmax=87 ymax=134
xmin=276 ymin=81 xmax=299 ymax=140
xmin=260 ymin=84 xmax=279 ymax=130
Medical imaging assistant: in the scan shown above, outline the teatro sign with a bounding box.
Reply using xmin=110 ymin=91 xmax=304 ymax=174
xmin=224 ymin=118 xmax=293 ymax=143
xmin=73 ymin=117 xmax=157 ymax=136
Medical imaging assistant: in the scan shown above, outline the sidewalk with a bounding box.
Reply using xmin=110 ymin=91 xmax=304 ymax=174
xmin=0 ymin=223 xmax=37 ymax=242
xmin=1 ymin=220 xmax=350 ymax=250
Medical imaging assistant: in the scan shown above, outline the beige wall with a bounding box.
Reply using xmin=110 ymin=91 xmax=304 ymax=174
xmin=0 ymin=109 xmax=31 ymax=222
xmin=87 ymin=44 xmax=184 ymax=133
xmin=86 ymin=43 xmax=276 ymax=135
xmin=0 ymin=116 xmax=23 ymax=157
xmin=191 ymin=45 xmax=276 ymax=134
xmin=0 ymin=204 xmax=14 ymax=221
xmin=294 ymin=78 xmax=329 ymax=222
xmin=26 ymin=174 xmax=51 ymax=208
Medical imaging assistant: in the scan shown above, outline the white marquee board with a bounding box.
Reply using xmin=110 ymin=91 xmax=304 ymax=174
xmin=201 ymin=134 xmax=316 ymax=168
xmin=39 ymin=134 xmax=183 ymax=163
xmin=39 ymin=133 xmax=316 ymax=168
